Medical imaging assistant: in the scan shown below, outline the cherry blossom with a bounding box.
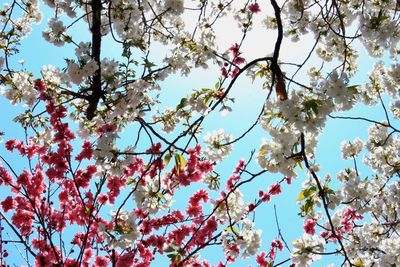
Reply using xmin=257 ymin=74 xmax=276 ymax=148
xmin=0 ymin=0 xmax=399 ymax=266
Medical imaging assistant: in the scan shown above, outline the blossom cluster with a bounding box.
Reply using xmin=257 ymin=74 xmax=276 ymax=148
xmin=1 ymin=0 xmax=400 ymax=266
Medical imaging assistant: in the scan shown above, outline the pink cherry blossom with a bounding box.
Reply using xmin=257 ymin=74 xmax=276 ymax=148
xmin=248 ymin=3 xmax=261 ymax=14
xmin=304 ymin=219 xmax=317 ymax=235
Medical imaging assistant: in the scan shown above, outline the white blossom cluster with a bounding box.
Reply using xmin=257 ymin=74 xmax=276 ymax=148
xmin=360 ymin=62 xmax=400 ymax=105
xmin=221 ymin=218 xmax=262 ymax=259
xmin=1 ymin=1 xmax=42 ymax=39
xmin=364 ymin=122 xmax=400 ymax=177
xmin=338 ymin=179 xmax=400 ymax=266
xmin=257 ymin=89 xmax=327 ymax=177
xmin=2 ymin=72 xmax=36 ymax=106
xmin=341 ymin=138 xmax=363 ymax=160
xmin=336 ymin=168 xmax=367 ymax=207
xmin=110 ymin=0 xmax=144 ymax=41
xmin=391 ymin=100 xmax=400 ymax=119
xmin=155 ymin=88 xmax=229 ymax=134
xmin=257 ymin=135 xmax=298 ymax=178
xmin=359 ymin=1 xmax=400 ymax=57
xmin=133 ymin=175 xmax=173 ymax=214
xmin=0 ymin=1 xmax=42 ymax=105
xmin=154 ymin=107 xmax=180 ymax=133
xmin=321 ymin=71 xmax=355 ymax=111
xmin=300 ymin=123 xmax=400 ymax=266
xmin=43 ymin=18 xmax=68 ymax=47
xmin=1 ymin=64 xmax=65 ymax=107
xmin=105 ymin=80 xmax=156 ymax=121
xmin=105 ymin=210 xmax=139 ymax=249
xmin=41 ymin=65 xmax=63 ymax=90
xmin=67 ymin=60 xmax=98 ymax=85
xmin=203 ymin=129 xmax=233 ymax=162
xmin=164 ymin=0 xmax=184 ymax=15
xmin=279 ymin=0 xmax=400 ymax=65
xmin=291 ymin=234 xmax=325 ymax=266
xmin=43 ymin=0 xmax=77 ymax=18
xmin=1 ymin=0 xmax=400 ymax=266
xmin=236 ymin=219 xmax=262 ymax=258
xmin=212 ymin=189 xmax=247 ymax=222
xmin=93 ymin=128 xmax=120 ymax=175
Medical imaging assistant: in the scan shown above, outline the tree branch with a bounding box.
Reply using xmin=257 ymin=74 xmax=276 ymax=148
xmin=86 ymin=0 xmax=103 ymax=120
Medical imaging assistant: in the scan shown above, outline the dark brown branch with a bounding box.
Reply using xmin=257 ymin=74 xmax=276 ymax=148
xmin=270 ymin=0 xmax=287 ymax=101
xmin=271 ymin=0 xmax=283 ymax=63
xmin=86 ymin=0 xmax=103 ymax=120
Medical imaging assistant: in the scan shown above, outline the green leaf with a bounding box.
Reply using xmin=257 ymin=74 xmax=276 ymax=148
xmin=179 ymin=154 xmax=186 ymax=169
xmin=303 ymin=99 xmax=322 ymax=115
xmin=168 ymin=253 xmax=182 ymax=264
xmin=297 ymin=190 xmax=306 ymax=202
xmin=143 ymin=59 xmax=156 ymax=69
xmin=255 ymin=69 xmax=264 ymax=79
xmin=259 ymin=149 xmax=267 ymax=156
xmin=126 ymin=177 xmax=135 ymax=185
xmin=324 ymin=186 xmax=336 ymax=196
xmin=174 ymin=155 xmax=180 ymax=174
xmin=347 ymin=85 xmax=359 ymax=94
xmin=164 ymin=246 xmax=175 ymax=253
xmin=133 ymin=39 xmax=146 ymax=51
xmin=176 ymin=98 xmax=187 ymax=110
xmin=354 ymin=258 xmax=364 ymax=267
xmin=215 ymin=81 xmax=220 ymax=89
xmin=297 ymin=186 xmax=316 ymax=202
xmin=307 ymin=186 xmax=317 ymax=197
xmin=164 ymin=152 xmax=172 ymax=166
xmin=84 ymin=206 xmax=91 ymax=216
xmin=186 ymin=40 xmax=197 ymax=51
xmin=296 ymin=160 xmax=303 ymax=170
xmin=203 ymin=94 xmax=212 ymax=105
xmin=225 ymin=226 xmax=239 ymax=235
xmin=174 ymin=154 xmax=186 ymax=173
xmin=157 ymin=192 xmax=166 ymax=200
xmin=175 ymin=254 xmax=181 ymax=263
xmin=303 ymin=198 xmax=314 ymax=214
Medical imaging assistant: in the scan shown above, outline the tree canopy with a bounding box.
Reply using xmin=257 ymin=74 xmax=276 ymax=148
xmin=0 ymin=0 xmax=399 ymax=266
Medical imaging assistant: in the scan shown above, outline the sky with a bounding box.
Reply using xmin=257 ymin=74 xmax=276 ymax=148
xmin=0 ymin=1 xmax=397 ymax=266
